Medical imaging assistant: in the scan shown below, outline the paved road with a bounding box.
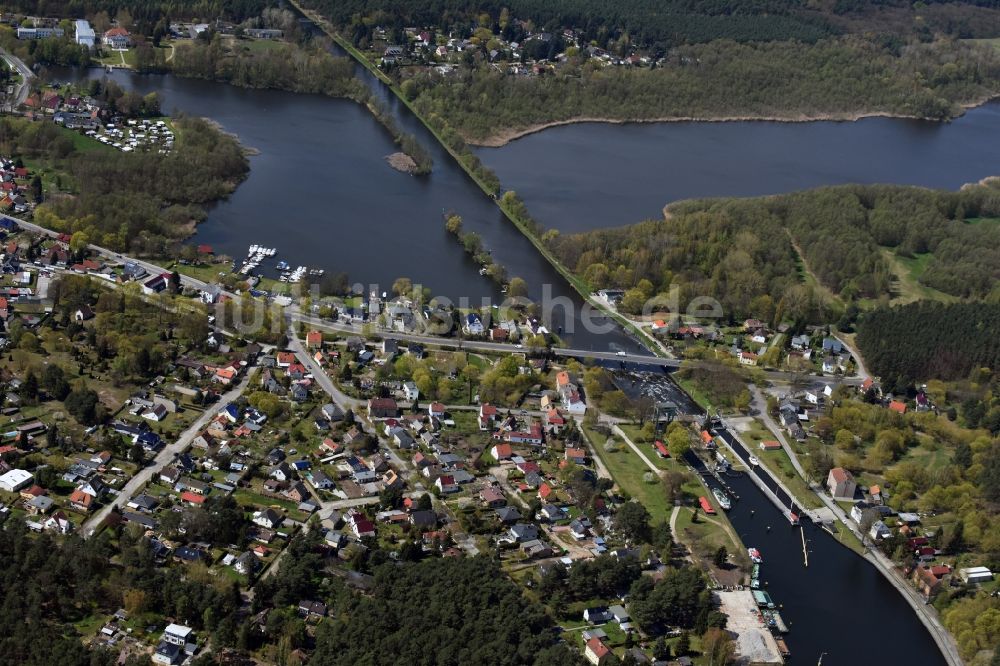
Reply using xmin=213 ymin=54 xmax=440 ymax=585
xmin=12 ymin=211 xmax=866 ymax=387
xmin=82 ymin=373 xmax=255 ymax=537
xmin=833 ymin=333 xmax=871 ymax=381
xmin=0 ymin=48 xmax=32 ymax=110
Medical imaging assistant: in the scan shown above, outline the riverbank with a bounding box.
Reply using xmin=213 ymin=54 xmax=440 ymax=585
xmin=288 ymin=0 xmax=663 ymax=353
xmin=472 ymin=95 xmax=1000 ymax=147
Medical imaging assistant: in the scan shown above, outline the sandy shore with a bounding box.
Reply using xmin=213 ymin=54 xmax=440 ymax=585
xmin=470 ymin=96 xmax=999 ymax=147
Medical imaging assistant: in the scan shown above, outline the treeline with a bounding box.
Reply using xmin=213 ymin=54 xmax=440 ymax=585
xmin=170 ymin=37 xmax=367 ymax=98
xmin=313 ymin=0 xmax=833 ymax=49
xmin=3 ymin=0 xmax=269 ymax=25
xmin=547 ymin=180 xmax=1000 ymax=325
xmin=402 ymin=37 xmax=1000 ymax=142
xmin=22 ymin=115 xmax=248 ymax=254
xmin=169 ymin=37 xmax=434 ymax=172
xmin=856 ymin=302 xmax=1000 ymax=383
xmin=310 ymin=0 xmax=1000 ymax=51
xmin=311 ymin=556 xmax=583 ymax=666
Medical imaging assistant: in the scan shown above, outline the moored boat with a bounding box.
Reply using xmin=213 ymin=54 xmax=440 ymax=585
xmin=771 ymin=610 xmax=789 ymax=633
xmin=712 ymin=487 xmax=732 ymax=510
xmin=753 ymin=589 xmax=775 ymax=608
xmin=748 ymin=547 xmax=762 ymax=563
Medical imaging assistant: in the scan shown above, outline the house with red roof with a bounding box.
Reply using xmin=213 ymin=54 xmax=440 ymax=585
xmin=305 ymin=330 xmax=323 ymax=349
xmin=479 ymin=403 xmax=499 ymax=430
xmin=654 ymin=440 xmax=669 ymax=458
xmin=538 ymin=483 xmax=553 ymax=501
xmin=584 ymin=637 xmax=611 ymax=665
xmin=491 ymin=443 xmax=513 ymax=460
xmin=565 ymin=448 xmax=587 ymax=464
xmin=103 ymin=27 xmax=131 ymax=49
xmin=827 ymin=467 xmax=856 ymax=500
xmin=69 ymin=488 xmax=93 ymax=512
xmin=545 ymin=408 xmax=565 ymax=432
xmin=888 ymin=400 xmax=907 ymax=415
xmin=180 ymin=491 xmax=206 ymax=505
xmin=435 ymin=475 xmax=459 ymax=494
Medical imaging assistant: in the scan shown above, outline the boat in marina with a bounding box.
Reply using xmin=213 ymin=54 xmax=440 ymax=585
xmin=748 ymin=547 xmax=762 ymax=563
xmin=753 ymin=589 xmax=775 ymax=608
xmin=750 ymin=563 xmax=760 ymax=589
xmin=712 ymin=487 xmax=732 ymax=510
xmin=748 ymin=454 xmax=760 ymax=466
xmin=770 ymin=610 xmax=789 ymax=633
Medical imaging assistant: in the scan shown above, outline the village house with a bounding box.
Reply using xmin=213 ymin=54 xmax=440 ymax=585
xmin=368 ymin=397 xmax=399 ymax=419
xmin=104 ymin=27 xmax=132 ymax=49
xmin=827 ymin=467 xmax=857 ymax=500
xmin=479 ymin=403 xmax=499 ymax=429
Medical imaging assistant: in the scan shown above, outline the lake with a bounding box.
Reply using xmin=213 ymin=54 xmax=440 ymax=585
xmin=476 ymin=106 xmax=1000 ymax=233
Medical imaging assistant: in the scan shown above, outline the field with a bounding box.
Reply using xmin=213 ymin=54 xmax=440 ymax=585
xmin=883 ymin=250 xmax=958 ymax=305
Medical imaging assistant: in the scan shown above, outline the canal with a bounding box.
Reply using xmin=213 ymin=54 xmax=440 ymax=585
xmin=695 ymin=429 xmax=946 ymax=665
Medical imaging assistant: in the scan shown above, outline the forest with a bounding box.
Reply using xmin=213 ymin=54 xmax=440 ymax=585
xmin=5 ymin=114 xmax=249 ymax=255
xmin=307 ymin=0 xmax=1000 ymax=50
xmin=310 ymin=556 xmax=583 ymax=665
xmin=856 ymin=302 xmax=1000 ymax=384
xmin=168 ymin=38 xmax=367 ymax=99
xmin=401 ymin=37 xmax=1000 ymax=142
xmin=546 ymin=180 xmax=1000 ymax=325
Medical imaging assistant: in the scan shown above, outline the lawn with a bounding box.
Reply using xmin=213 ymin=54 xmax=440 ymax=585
xmin=883 ymin=250 xmax=957 ymax=305
xmin=673 ymin=375 xmax=715 ymax=413
xmin=57 ymin=125 xmax=113 ymax=153
xmin=172 ymin=262 xmax=229 ymax=284
xmin=673 ymin=505 xmax=743 ymax=560
xmin=584 ymin=426 xmax=671 ymax=521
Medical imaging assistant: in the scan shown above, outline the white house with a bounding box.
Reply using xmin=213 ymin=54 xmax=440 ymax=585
xmin=959 ymin=567 xmax=994 ymax=585
xmin=0 ymin=468 xmax=33 ymax=492
xmin=463 ymin=313 xmax=484 ymax=335
xmin=402 ymin=381 xmax=420 ymax=401
xmin=162 ymin=623 xmax=193 ymax=646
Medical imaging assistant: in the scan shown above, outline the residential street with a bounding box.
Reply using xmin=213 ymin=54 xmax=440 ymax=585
xmin=81 ymin=372 xmax=255 ymax=537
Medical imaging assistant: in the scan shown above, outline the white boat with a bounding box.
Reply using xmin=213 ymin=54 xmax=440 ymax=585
xmin=748 ymin=455 xmax=760 ymax=466
xmin=712 ymin=487 xmax=732 ymax=510
xmin=748 ymin=547 xmax=762 ymax=563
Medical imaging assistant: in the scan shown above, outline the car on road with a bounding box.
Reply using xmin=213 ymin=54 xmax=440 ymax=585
xmin=616 ymin=351 xmax=627 ymax=357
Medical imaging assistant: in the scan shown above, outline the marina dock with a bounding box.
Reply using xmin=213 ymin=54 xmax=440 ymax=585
xmin=716 ymin=590 xmax=785 ymax=664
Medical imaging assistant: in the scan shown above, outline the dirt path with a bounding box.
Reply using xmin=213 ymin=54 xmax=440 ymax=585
xmin=786 ymin=231 xmax=842 ymax=307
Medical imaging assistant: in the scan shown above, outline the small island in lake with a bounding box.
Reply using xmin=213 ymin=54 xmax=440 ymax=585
xmin=385 ymin=152 xmax=418 ymax=173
